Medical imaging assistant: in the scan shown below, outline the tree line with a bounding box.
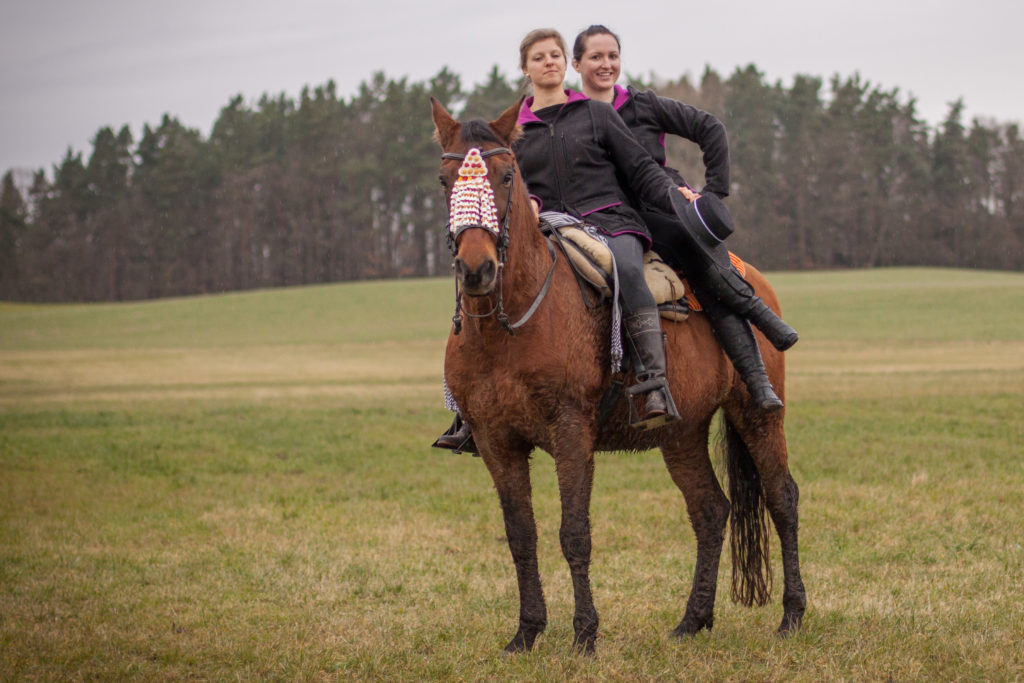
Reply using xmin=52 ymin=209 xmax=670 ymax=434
xmin=1 ymin=64 xmax=1021 ymax=302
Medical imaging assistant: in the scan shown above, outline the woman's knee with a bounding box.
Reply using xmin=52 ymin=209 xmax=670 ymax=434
xmin=610 ymin=244 xmax=644 ymax=286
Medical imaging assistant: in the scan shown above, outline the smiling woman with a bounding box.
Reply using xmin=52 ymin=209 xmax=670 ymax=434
xmin=571 ymin=26 xmax=621 ymax=99
xmin=568 ymin=23 xmax=802 ymax=412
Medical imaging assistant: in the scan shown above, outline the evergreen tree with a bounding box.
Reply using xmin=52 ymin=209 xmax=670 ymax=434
xmin=962 ymin=119 xmax=999 ymax=267
xmin=776 ymin=74 xmax=825 ymax=268
xmin=883 ymin=97 xmax=932 ymax=265
xmin=723 ymin=65 xmax=782 ymax=266
xmin=930 ymin=100 xmax=971 ymax=265
xmin=210 ymin=94 xmax=260 ymax=172
xmin=83 ymin=125 xmax=134 ymax=299
xmin=995 ymin=123 xmax=1024 ymax=257
xmin=0 ymin=171 xmax=27 ymax=296
xmin=461 ymin=66 xmax=517 ymax=120
xmin=34 ymin=149 xmax=91 ymax=299
xmin=133 ymin=115 xmax=214 ymax=297
xmin=210 ymin=94 xmax=262 ymax=289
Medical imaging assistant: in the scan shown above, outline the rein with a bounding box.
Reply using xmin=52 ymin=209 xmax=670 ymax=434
xmin=443 ymin=147 xmax=558 ymax=336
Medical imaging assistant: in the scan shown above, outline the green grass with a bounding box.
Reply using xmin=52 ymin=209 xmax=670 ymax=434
xmin=1 ymin=267 xmax=1023 ymax=680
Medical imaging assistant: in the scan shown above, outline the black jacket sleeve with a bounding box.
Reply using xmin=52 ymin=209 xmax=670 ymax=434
xmin=594 ymin=103 xmax=677 ymax=214
xmin=648 ymin=94 xmax=730 ymax=198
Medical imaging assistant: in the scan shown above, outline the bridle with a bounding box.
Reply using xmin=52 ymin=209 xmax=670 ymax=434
xmin=442 ymin=146 xmax=514 ymax=249
xmin=441 ymin=146 xmax=557 ymax=335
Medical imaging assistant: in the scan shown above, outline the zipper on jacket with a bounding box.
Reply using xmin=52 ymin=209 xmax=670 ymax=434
xmin=548 ymin=123 xmax=566 ymax=210
xmin=560 ymin=133 xmax=572 ymax=169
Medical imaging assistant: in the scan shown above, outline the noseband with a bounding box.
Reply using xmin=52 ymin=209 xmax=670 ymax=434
xmin=441 ymin=146 xmax=557 ymax=335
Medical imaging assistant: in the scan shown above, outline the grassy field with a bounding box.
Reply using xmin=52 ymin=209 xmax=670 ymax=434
xmin=1 ymin=267 xmax=1022 ymax=680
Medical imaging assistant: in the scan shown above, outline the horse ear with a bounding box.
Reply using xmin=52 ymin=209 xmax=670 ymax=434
xmin=431 ymin=97 xmax=460 ymax=149
xmin=489 ymin=96 xmax=525 ymax=146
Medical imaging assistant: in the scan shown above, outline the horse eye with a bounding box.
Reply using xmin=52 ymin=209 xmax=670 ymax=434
xmin=502 ymin=170 xmax=514 ymax=186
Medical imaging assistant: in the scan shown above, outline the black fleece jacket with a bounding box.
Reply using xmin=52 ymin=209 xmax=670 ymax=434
xmin=514 ymin=90 xmax=677 ymax=241
xmin=613 ymin=85 xmax=730 ymax=199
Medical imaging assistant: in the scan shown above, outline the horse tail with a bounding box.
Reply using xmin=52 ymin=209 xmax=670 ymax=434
xmin=720 ymin=416 xmax=773 ymax=607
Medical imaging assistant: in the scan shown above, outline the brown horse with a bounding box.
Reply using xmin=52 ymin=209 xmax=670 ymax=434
xmin=432 ymin=97 xmax=806 ymax=655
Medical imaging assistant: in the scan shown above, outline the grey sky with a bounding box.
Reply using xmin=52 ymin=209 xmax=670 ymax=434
xmin=2 ymin=0 xmax=1022 ymax=174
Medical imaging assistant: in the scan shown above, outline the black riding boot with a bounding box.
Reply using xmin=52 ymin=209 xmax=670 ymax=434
xmin=707 ymin=310 xmax=784 ymax=412
xmin=662 ymin=193 xmax=798 ymax=351
xmin=624 ymin=308 xmax=680 ymax=429
xmin=432 ymin=413 xmax=478 ymax=455
xmin=700 ymin=262 xmax=799 ymax=351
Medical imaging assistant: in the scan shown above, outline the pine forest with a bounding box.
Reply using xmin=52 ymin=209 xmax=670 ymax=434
xmin=1 ymin=64 xmax=1021 ymax=302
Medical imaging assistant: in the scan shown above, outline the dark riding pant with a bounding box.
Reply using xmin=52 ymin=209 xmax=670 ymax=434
xmin=604 ymin=232 xmax=655 ymax=315
xmin=641 ymin=208 xmax=798 ymax=351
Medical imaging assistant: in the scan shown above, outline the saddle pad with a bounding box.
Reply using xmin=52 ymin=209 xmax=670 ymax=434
xmin=550 ymin=226 xmax=689 ymax=320
xmin=643 ymin=252 xmax=688 ymax=321
xmin=557 ymin=227 xmax=613 ymax=297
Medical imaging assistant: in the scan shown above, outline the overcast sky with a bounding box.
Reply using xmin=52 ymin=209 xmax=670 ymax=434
xmin=3 ymin=0 xmax=1022 ymax=175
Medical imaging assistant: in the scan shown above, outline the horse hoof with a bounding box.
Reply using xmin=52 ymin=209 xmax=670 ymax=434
xmin=671 ymin=614 xmax=714 ymax=639
xmin=503 ymin=626 xmax=542 ymax=654
xmin=572 ymin=636 xmax=597 ymax=656
xmin=776 ymin=612 xmax=803 ymax=638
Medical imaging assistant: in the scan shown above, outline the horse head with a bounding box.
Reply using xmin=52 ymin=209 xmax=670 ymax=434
xmin=431 ymin=97 xmax=525 ymax=296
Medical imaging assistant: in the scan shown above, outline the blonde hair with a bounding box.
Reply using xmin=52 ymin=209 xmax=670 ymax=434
xmin=519 ymin=28 xmax=569 ymax=70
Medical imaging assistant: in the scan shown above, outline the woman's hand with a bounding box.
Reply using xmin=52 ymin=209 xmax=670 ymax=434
xmin=678 ymin=186 xmax=701 ymax=203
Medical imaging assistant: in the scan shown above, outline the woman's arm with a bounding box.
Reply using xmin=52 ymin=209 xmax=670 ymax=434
xmin=597 ymin=104 xmax=678 ymax=213
xmin=648 ymin=94 xmax=730 ymax=198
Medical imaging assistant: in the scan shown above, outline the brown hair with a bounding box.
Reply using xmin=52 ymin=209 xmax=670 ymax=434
xmin=572 ymin=25 xmax=621 ymax=62
xmin=519 ymin=28 xmax=569 ymax=70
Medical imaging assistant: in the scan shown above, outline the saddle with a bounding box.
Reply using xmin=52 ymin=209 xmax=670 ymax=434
xmin=540 ymin=215 xmax=690 ymax=321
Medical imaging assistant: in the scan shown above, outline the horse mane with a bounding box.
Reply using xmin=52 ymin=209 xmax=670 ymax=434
xmin=459 ymin=119 xmax=507 ymax=146
xmin=461 ymin=116 xmax=523 ymax=147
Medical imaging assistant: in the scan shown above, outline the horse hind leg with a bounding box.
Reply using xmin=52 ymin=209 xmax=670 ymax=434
xmin=481 ymin=444 xmax=548 ymax=653
xmin=660 ymin=433 xmax=730 ymax=638
xmin=771 ymin=469 xmax=806 ymax=636
xmin=722 ymin=415 xmax=806 ymax=636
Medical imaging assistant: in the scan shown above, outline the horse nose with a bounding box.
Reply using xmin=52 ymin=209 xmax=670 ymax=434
xmin=454 ymin=256 xmax=497 ymax=294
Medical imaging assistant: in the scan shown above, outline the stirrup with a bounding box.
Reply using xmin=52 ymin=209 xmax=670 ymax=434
xmin=626 ymin=378 xmax=680 ymax=431
xmin=432 ymin=415 xmax=479 ymax=455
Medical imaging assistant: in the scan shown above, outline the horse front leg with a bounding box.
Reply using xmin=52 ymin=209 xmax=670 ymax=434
xmin=481 ymin=443 xmax=547 ymax=653
xmin=553 ymin=444 xmax=599 ymax=655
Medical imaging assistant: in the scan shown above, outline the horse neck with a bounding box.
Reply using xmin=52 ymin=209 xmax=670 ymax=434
xmin=496 ymin=196 xmax=553 ymax=309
